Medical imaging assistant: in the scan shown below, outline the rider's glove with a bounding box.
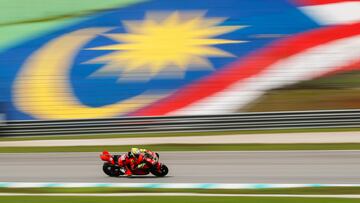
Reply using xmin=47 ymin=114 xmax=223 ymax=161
xmin=137 ymin=163 xmax=146 ymax=169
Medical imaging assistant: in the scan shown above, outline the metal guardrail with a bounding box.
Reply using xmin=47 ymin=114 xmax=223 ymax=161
xmin=2 ymin=109 xmax=360 ymax=136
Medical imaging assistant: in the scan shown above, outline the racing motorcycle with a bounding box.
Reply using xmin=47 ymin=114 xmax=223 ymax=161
xmin=99 ymin=150 xmax=169 ymax=177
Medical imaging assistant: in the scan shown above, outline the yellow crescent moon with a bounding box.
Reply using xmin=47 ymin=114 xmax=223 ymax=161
xmin=13 ymin=28 xmax=163 ymax=119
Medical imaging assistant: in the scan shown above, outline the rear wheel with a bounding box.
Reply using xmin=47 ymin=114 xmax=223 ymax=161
xmin=102 ymin=163 xmax=123 ymax=177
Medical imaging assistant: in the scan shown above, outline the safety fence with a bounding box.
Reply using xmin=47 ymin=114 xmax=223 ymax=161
xmin=2 ymin=109 xmax=360 ymax=136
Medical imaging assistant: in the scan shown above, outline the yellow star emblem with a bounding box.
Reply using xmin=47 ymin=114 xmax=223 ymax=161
xmin=88 ymin=11 xmax=246 ymax=81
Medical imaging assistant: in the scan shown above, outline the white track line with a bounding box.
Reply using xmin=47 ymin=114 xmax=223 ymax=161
xmin=2 ymin=182 xmax=360 ymax=189
xmin=1 ymin=132 xmax=360 ymax=147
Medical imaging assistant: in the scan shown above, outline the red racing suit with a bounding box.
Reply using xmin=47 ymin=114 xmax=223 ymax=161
xmin=118 ymin=149 xmax=159 ymax=175
xmin=118 ymin=149 xmax=158 ymax=175
xmin=135 ymin=149 xmax=158 ymax=168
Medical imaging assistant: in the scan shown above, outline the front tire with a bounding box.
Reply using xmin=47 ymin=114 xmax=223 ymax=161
xmin=151 ymin=164 xmax=169 ymax=177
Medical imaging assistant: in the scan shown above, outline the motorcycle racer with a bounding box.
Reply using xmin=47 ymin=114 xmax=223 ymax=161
xmin=115 ymin=148 xmax=158 ymax=176
xmin=100 ymin=149 xmax=168 ymax=177
xmin=129 ymin=148 xmax=159 ymax=171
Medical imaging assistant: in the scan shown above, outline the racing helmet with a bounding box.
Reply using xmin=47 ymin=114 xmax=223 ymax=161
xmin=130 ymin=148 xmax=141 ymax=158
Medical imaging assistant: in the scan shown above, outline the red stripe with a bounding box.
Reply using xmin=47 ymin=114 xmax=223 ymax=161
xmin=293 ymin=0 xmax=358 ymax=6
xmin=132 ymin=23 xmax=360 ymax=116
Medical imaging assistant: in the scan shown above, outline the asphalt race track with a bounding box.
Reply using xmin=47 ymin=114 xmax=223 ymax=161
xmin=0 ymin=151 xmax=360 ymax=183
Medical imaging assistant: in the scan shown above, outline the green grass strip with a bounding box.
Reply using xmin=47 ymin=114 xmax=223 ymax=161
xmin=1 ymin=143 xmax=360 ymax=153
xmin=2 ymin=127 xmax=360 ymax=142
xmin=0 ymin=196 xmax=359 ymax=203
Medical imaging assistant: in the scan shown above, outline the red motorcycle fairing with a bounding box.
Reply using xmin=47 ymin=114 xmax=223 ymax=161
xmin=131 ymin=169 xmax=149 ymax=175
xmin=100 ymin=150 xmax=115 ymax=164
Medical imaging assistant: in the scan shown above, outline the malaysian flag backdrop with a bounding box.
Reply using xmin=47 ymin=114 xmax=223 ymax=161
xmin=0 ymin=0 xmax=359 ymax=120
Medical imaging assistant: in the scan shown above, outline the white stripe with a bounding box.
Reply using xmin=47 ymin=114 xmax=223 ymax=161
xmin=172 ymin=34 xmax=360 ymax=115
xmin=1 ymin=132 xmax=360 ymax=146
xmin=0 ymin=193 xmax=360 ymax=198
xmin=1 ymin=182 xmax=360 ymax=189
xmin=300 ymin=2 xmax=360 ymax=25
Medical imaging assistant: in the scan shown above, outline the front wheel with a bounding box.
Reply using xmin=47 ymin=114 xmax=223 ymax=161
xmin=151 ymin=164 xmax=169 ymax=177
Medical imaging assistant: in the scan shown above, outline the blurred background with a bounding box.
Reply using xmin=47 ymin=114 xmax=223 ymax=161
xmin=0 ymin=1 xmax=360 ymax=202
xmin=0 ymin=0 xmax=359 ymax=121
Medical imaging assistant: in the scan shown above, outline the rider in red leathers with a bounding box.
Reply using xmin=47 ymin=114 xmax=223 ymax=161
xmin=116 ymin=148 xmax=159 ymax=176
xmin=121 ymin=148 xmax=159 ymax=176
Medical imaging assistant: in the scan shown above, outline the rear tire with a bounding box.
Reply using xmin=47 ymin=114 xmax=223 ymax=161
xmin=102 ymin=163 xmax=112 ymax=176
xmin=102 ymin=163 xmax=123 ymax=177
